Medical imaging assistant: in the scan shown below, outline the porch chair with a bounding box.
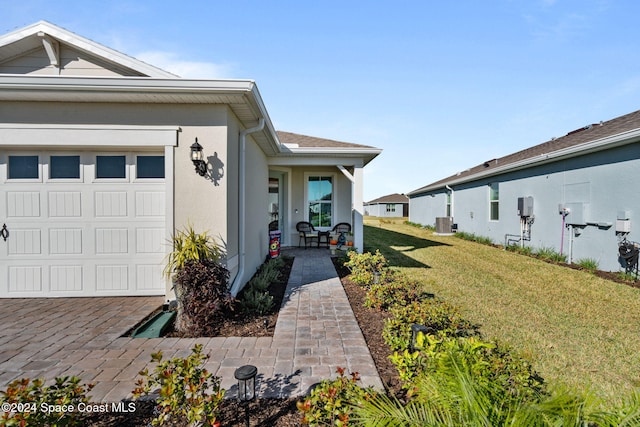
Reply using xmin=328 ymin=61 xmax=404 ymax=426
xmin=296 ymin=221 xmax=319 ymax=248
xmin=331 ymin=222 xmax=351 ymax=234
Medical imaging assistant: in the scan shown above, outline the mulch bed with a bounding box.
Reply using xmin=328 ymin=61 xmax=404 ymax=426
xmin=85 ymin=254 xmax=400 ymax=426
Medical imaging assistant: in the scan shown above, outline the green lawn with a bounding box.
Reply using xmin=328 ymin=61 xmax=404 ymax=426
xmin=364 ymin=223 xmax=640 ymax=403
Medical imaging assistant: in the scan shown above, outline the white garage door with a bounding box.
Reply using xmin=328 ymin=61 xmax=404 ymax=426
xmin=0 ymin=151 xmax=168 ymax=297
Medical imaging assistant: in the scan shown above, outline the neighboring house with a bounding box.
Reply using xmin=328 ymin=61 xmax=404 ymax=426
xmin=407 ymin=109 xmax=640 ymax=272
xmin=364 ymin=193 xmax=409 ymax=217
xmin=0 ymin=21 xmax=381 ymax=298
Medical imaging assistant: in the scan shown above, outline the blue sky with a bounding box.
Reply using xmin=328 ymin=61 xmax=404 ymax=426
xmin=3 ymin=0 xmax=640 ymax=201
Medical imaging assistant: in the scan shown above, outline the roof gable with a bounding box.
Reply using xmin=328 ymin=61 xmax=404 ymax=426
xmin=0 ymin=21 xmax=176 ymax=77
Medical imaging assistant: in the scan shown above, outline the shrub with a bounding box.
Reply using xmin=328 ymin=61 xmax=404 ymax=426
xmin=506 ymin=244 xmax=534 ymax=256
xmin=239 ymin=288 xmax=274 ymax=315
xmin=237 ymin=258 xmax=287 ymax=315
xmin=389 ymin=334 xmax=545 ymax=403
xmin=344 ymin=249 xmax=388 ymax=287
xmin=404 ymin=221 xmax=435 ymax=231
xmin=0 ymin=376 xmax=93 ymax=427
xmin=383 ymin=299 xmax=477 ymax=352
xmin=173 ymin=260 xmax=233 ymax=335
xmin=364 ymin=274 xmax=434 ymax=311
xmin=575 ymin=257 xmax=599 ymax=272
xmin=165 ymin=225 xmax=222 ymax=277
xmin=534 ymin=246 xmax=567 ymax=263
xmin=455 ymin=231 xmax=494 ymax=245
xmin=297 ymin=367 xmax=375 ymax=426
xmin=133 ymin=344 xmax=224 ymax=427
xmin=617 ymin=271 xmax=638 ymax=282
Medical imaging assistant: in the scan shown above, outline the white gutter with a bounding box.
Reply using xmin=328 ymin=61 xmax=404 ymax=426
xmin=230 ymin=118 xmax=265 ymax=297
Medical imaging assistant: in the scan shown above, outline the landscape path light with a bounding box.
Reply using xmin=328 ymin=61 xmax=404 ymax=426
xmin=410 ymin=323 xmax=432 ymax=352
xmin=234 ymin=364 xmax=257 ymax=427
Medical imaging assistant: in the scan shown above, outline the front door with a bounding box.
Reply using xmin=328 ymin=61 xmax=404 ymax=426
xmin=268 ymin=170 xmax=287 ymax=245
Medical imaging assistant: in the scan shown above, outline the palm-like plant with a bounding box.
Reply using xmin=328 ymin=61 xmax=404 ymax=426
xmin=164 ymin=224 xmax=222 ymax=277
xmin=164 ymin=225 xmax=226 ymax=333
xmin=353 ymin=346 xmax=638 ymax=427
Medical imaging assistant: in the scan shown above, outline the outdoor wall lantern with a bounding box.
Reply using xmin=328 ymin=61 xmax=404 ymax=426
xmin=410 ymin=323 xmax=432 ymax=352
xmin=235 ymin=364 xmax=257 ymax=427
xmin=190 ymin=138 xmax=207 ymax=176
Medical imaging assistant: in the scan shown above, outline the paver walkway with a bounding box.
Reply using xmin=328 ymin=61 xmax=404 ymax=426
xmin=0 ymin=248 xmax=382 ymax=402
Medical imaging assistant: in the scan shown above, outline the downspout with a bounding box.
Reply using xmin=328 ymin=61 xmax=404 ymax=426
xmin=230 ymin=118 xmax=265 ymax=296
xmin=445 ymin=185 xmax=454 ymax=218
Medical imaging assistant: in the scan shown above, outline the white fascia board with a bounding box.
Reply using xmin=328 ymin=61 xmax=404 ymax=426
xmin=272 ymin=147 xmax=381 ymax=166
xmin=0 ymin=124 xmax=180 ymax=147
xmin=268 ymin=155 xmax=367 ymax=167
xmin=246 ymin=83 xmax=281 ymax=153
xmin=0 ymin=75 xmax=257 ymax=93
xmin=410 ymin=128 xmax=640 ymax=195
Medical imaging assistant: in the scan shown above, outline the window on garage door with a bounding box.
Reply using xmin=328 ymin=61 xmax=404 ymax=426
xmin=96 ymin=155 xmax=126 ymax=179
xmin=50 ymin=155 xmax=80 ymax=179
xmin=8 ymin=155 xmax=39 ymax=179
xmin=136 ymin=155 xmax=165 ymax=179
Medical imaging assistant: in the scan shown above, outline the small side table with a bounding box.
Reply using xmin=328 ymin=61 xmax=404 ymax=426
xmin=317 ymin=230 xmax=330 ymax=248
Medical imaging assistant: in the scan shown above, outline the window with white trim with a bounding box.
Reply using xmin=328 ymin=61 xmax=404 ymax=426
xmin=489 ymin=182 xmax=499 ymax=221
xmin=307 ymin=176 xmax=333 ymax=227
xmin=386 ymin=204 xmax=395 ymax=212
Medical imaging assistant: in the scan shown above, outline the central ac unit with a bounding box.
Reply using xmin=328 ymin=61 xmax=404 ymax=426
xmin=435 ymin=217 xmax=453 ymax=234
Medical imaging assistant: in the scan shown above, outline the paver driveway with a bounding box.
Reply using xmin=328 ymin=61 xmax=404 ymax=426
xmin=0 ymin=248 xmax=382 ymax=403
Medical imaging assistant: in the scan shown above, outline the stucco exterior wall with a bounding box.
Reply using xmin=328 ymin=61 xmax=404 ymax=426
xmin=244 ymin=133 xmax=269 ymax=276
xmin=409 ymin=191 xmax=448 ymax=227
xmin=410 ymin=143 xmax=640 ymax=271
xmin=365 ymin=203 xmax=405 ymax=217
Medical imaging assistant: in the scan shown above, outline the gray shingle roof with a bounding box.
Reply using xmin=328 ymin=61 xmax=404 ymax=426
xmin=366 ymin=193 xmax=409 ymax=205
xmin=276 ymin=131 xmax=376 ymax=149
xmin=409 ymin=108 xmax=640 ymax=195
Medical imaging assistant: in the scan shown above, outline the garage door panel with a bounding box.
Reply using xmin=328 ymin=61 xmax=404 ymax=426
xmin=96 ymin=228 xmax=128 ymax=254
xmin=50 ymin=265 xmax=83 ymax=291
xmin=48 ymin=191 xmax=81 ymax=217
xmin=136 ymin=228 xmax=164 ymax=253
xmin=95 ymin=191 xmax=127 ymax=217
xmin=137 ymin=264 xmax=164 ymax=291
xmin=9 ymin=266 xmax=42 ymax=292
xmin=49 ymin=228 xmax=82 ymax=254
xmin=7 ymin=192 xmax=40 ymax=217
xmin=136 ymin=191 xmax=164 ymax=216
xmin=8 ymin=229 xmax=41 ymax=254
xmin=96 ymin=265 xmax=128 ymax=291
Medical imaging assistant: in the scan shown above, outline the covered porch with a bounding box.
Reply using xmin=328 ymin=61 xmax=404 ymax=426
xmin=267 ymin=132 xmax=380 ymax=253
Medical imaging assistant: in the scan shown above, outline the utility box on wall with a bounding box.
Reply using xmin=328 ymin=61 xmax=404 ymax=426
xmin=517 ymin=196 xmax=534 ymax=217
xmin=565 ymin=202 xmax=586 ymax=225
